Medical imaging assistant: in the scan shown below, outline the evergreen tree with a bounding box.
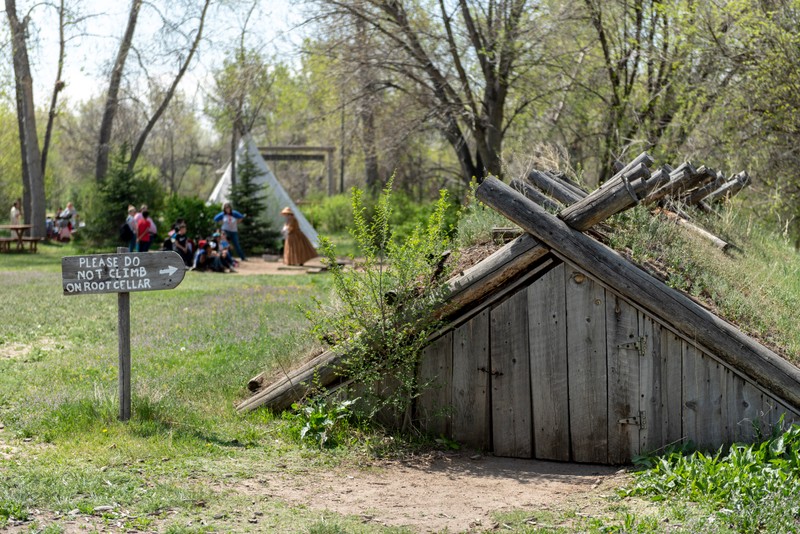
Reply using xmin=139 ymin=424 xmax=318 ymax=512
xmin=81 ymin=145 xmax=164 ymax=246
xmin=229 ymin=150 xmax=278 ymax=254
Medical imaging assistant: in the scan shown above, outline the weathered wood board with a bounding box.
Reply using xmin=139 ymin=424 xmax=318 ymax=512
xmin=565 ymin=264 xmax=608 ymax=463
xmin=528 ymin=263 xmax=570 ymax=461
xmin=62 ymin=251 xmax=185 ymax=295
xmin=606 ymin=296 xmax=640 ymax=464
xmin=417 ymin=332 xmax=453 ymax=436
xmin=727 ymin=370 xmax=764 ymax=443
xmin=490 ymin=289 xmax=533 ymax=458
xmin=639 ymin=315 xmax=662 ymax=452
xmin=451 ymin=311 xmax=490 ymax=450
xmin=683 ymin=344 xmax=727 ymax=450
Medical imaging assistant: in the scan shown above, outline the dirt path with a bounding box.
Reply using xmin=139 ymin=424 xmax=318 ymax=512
xmin=223 ymin=256 xmax=331 ymax=276
xmin=241 ymin=451 xmax=627 ymax=533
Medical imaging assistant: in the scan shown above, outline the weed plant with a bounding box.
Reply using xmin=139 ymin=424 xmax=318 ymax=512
xmin=307 ymin=180 xmax=455 ymax=430
xmin=625 ymin=422 xmax=800 ymax=532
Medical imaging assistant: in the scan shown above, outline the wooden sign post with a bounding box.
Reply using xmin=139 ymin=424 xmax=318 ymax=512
xmin=62 ymin=248 xmax=186 ymax=421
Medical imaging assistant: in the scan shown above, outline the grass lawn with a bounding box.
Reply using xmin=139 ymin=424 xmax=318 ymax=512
xmin=0 ymin=241 xmax=410 ymax=533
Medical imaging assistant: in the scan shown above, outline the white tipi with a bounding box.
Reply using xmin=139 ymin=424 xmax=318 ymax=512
xmin=208 ymin=135 xmax=320 ymax=247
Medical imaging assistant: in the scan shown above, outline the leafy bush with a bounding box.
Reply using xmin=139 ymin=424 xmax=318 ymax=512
xmin=0 ymin=500 xmax=28 ymax=523
xmin=284 ymin=397 xmax=357 ymax=448
xmin=304 ymin=194 xmax=353 ymax=233
xmin=307 ymin=180 xmax=456 ymax=429
xmin=162 ymin=194 xmax=220 ymax=241
xmin=626 ymin=421 xmax=800 ymax=532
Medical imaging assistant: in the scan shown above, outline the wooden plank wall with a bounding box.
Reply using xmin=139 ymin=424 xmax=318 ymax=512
xmin=528 ymin=264 xmax=570 ymax=461
xmin=489 ymin=290 xmax=533 ymax=457
xmin=414 ymin=262 xmax=800 ymax=463
xmin=451 ymin=311 xmax=491 ymax=450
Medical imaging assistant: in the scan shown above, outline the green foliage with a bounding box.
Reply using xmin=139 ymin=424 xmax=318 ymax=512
xmin=80 ymin=145 xmax=165 ymax=246
xmin=308 ymin=180 xmax=456 ymax=428
xmin=0 ymin=500 xmax=29 ymax=523
xmin=453 ymin=182 xmax=516 ymax=249
xmin=304 ymin=194 xmax=354 ymax=234
xmin=608 ymin=203 xmax=800 ymax=361
xmin=625 ymin=422 xmax=800 ymax=532
xmin=163 ymin=194 xmax=221 ymax=241
xmin=228 ymin=150 xmax=279 ymax=253
xmin=284 ymin=397 xmax=357 ymax=448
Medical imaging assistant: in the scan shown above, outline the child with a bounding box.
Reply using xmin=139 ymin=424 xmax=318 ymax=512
xmin=172 ymin=224 xmax=193 ymax=266
xmin=193 ymin=242 xmax=223 ymax=272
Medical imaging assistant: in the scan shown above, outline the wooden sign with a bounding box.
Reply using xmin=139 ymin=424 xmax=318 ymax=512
xmin=61 ymin=249 xmax=187 ymax=421
xmin=62 ymin=251 xmax=186 ymax=295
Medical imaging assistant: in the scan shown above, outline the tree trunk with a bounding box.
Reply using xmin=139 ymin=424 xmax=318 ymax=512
xmin=127 ymin=0 xmax=211 ymax=173
xmin=41 ymin=0 xmax=66 ymax=178
xmin=95 ymin=0 xmax=143 ymax=183
xmin=7 ymin=0 xmax=46 ymax=238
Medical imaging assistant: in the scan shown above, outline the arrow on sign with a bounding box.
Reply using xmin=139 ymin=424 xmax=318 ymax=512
xmin=159 ymin=265 xmax=179 ymax=276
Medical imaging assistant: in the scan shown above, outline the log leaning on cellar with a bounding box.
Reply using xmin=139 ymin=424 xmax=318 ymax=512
xmin=526 ymin=169 xmax=585 ymax=205
xmin=510 ymin=179 xmax=564 ymax=211
xmin=237 ymin=348 xmax=344 ymax=412
xmin=476 ymin=176 xmax=800 ymax=410
xmin=704 ymin=171 xmax=751 ymax=203
xmin=557 ymin=164 xmax=670 ymax=231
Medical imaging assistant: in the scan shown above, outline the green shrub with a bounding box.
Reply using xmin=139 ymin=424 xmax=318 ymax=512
xmin=283 ymin=397 xmax=357 ymax=449
xmin=162 ymin=194 xmax=220 ymax=241
xmin=307 ymin=180 xmax=456 ymax=429
xmin=79 ymin=145 xmax=165 ymax=247
xmin=304 ymin=194 xmax=353 ymax=234
xmin=626 ymin=421 xmax=800 ymax=532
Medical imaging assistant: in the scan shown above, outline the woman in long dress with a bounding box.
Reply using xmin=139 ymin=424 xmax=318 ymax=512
xmin=281 ymin=207 xmax=316 ymax=266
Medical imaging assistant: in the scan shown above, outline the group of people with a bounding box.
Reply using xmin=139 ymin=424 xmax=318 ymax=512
xmin=121 ymin=201 xmax=317 ymax=272
xmin=123 ymin=202 xmax=248 ymax=273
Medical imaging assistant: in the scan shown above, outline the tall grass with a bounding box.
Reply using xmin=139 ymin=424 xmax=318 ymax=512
xmin=607 ymin=203 xmax=800 ymax=362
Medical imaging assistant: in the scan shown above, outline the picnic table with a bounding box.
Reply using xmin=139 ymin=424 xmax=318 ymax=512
xmin=0 ymin=224 xmax=39 ymax=252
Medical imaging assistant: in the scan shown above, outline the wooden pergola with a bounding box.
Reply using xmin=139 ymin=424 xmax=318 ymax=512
xmin=258 ymin=146 xmax=336 ymax=196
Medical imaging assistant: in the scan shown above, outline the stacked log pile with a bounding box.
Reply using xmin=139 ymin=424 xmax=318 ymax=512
xmin=514 ymin=152 xmax=751 ymax=251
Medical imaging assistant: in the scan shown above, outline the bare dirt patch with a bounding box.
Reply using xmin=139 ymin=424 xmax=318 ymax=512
xmin=242 ymin=451 xmax=627 ymax=533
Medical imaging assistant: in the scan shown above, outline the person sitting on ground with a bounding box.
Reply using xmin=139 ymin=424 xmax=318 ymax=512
xmin=172 ymin=224 xmax=193 ymax=266
xmin=280 ymin=206 xmax=317 ymax=266
xmin=212 ymin=232 xmax=236 ymax=272
xmin=193 ymin=241 xmax=224 ymax=272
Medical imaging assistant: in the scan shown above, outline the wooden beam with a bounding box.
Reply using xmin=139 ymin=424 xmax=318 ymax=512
xmin=510 ymin=179 xmax=564 ymax=211
xmin=442 ymin=234 xmax=549 ymax=316
xmin=543 ymin=170 xmax=588 ymax=198
xmin=658 ymin=209 xmax=732 ymax=251
xmin=644 ymin=163 xmax=698 ymax=204
xmin=704 ymin=171 xmax=751 ymax=203
xmin=558 ymin=164 xmax=667 ymax=231
xmin=526 ymin=170 xmax=585 ymax=205
xmin=475 ymin=176 xmax=800 ymax=410
xmin=237 ymin=348 xmax=343 ymax=412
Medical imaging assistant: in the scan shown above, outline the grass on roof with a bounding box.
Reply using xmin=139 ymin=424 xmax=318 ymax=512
xmin=606 ymin=202 xmax=800 ymax=364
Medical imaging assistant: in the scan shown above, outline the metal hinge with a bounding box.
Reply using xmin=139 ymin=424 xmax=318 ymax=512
xmin=618 ymin=412 xmax=647 ymax=430
xmin=617 ymin=336 xmax=648 ymax=358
